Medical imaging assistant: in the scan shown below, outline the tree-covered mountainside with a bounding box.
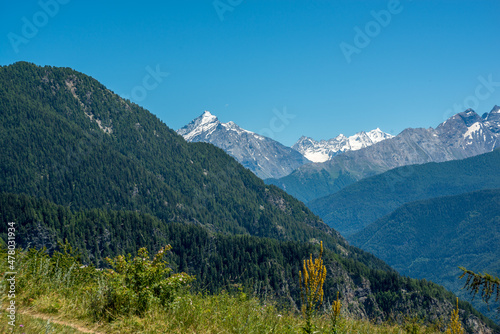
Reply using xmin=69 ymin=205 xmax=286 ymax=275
xmin=308 ymin=149 xmax=500 ymax=236
xmin=0 ymin=192 xmax=498 ymax=331
xmin=349 ymin=189 xmax=500 ymax=323
xmin=0 ymin=61 xmax=340 ymax=247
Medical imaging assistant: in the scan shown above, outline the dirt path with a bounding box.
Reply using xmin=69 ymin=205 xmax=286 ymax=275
xmin=19 ymin=311 xmax=106 ymax=334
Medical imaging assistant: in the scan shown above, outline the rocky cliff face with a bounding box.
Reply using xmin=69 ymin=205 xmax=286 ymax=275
xmin=177 ymin=111 xmax=310 ymax=179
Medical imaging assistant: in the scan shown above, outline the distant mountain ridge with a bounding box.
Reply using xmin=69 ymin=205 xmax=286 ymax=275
xmin=177 ymin=111 xmax=310 ymax=179
xmin=293 ymin=128 xmax=394 ymax=163
xmin=267 ymin=107 xmax=500 ymax=203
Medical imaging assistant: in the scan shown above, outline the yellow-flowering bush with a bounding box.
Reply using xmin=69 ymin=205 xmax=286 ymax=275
xmin=331 ymin=291 xmax=342 ymax=333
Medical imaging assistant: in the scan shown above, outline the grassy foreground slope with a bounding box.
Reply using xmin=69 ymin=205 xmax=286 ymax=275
xmin=2 ymin=192 xmax=494 ymax=329
xmin=1 ymin=242 xmax=496 ymax=334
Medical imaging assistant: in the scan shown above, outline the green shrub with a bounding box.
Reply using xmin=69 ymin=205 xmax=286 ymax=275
xmin=89 ymin=245 xmax=195 ymax=321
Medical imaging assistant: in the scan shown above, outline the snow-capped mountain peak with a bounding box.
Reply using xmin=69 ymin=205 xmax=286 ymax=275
xmin=335 ymin=134 xmax=347 ymax=141
xmin=292 ymin=129 xmax=394 ymax=163
xmin=177 ymin=111 xmax=310 ymax=179
xmin=486 ymin=105 xmax=500 ymax=120
xmin=367 ymin=128 xmax=393 ymax=143
xmin=201 ymin=110 xmax=217 ymax=123
xmin=177 ymin=110 xmax=220 ymax=141
xmin=483 ymin=105 xmax=500 ymax=133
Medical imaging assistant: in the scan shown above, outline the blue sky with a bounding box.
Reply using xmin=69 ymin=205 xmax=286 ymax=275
xmin=1 ymin=0 xmax=499 ymax=146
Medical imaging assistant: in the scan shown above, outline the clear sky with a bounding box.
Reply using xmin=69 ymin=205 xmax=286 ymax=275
xmin=1 ymin=0 xmax=499 ymax=146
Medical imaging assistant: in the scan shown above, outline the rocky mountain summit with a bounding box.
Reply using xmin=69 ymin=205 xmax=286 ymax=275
xmin=177 ymin=111 xmax=310 ymax=179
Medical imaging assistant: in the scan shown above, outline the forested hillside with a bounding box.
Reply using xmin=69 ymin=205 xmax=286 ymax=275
xmin=308 ymin=149 xmax=500 ymax=236
xmin=0 ymin=192 xmax=497 ymax=331
xmin=349 ymin=189 xmax=500 ymax=322
xmin=0 ymin=61 xmax=336 ymax=246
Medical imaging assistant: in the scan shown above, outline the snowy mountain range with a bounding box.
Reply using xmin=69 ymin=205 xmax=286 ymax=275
xmin=178 ymin=107 xmax=500 ymax=187
xmin=292 ymin=129 xmax=394 ymax=163
xmin=177 ymin=111 xmax=395 ymax=179
xmin=437 ymin=106 xmax=500 ymax=154
xmin=267 ymin=106 xmax=500 ymax=203
xmin=177 ymin=111 xmax=310 ymax=179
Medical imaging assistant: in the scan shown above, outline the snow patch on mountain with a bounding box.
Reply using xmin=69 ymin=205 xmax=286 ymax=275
xmin=463 ymin=122 xmax=484 ymax=142
xmin=221 ymin=121 xmax=256 ymax=136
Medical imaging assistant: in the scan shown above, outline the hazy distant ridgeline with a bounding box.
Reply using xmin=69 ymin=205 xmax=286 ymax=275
xmin=308 ymin=149 xmax=500 ymax=237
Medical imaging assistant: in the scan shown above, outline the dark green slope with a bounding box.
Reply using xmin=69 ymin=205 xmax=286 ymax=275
xmin=1 ymin=192 xmax=497 ymax=331
xmin=349 ymin=189 xmax=500 ymax=322
xmin=308 ymin=149 xmax=500 ymax=236
xmin=0 ymin=61 xmax=336 ymax=246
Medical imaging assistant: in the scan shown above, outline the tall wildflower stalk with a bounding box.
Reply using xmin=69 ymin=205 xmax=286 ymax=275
xmin=446 ymin=297 xmax=464 ymax=334
xmin=330 ymin=291 xmax=342 ymax=333
xmin=299 ymin=241 xmax=327 ymax=334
